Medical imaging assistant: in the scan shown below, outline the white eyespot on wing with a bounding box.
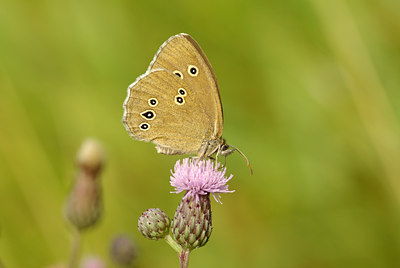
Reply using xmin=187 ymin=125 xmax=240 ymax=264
xmin=173 ymin=70 xmax=184 ymax=79
xmin=177 ymin=88 xmax=187 ymax=96
xmin=187 ymin=65 xmax=199 ymax=77
xmin=148 ymin=98 xmax=158 ymax=107
xmin=140 ymin=110 xmax=156 ymax=121
xmin=139 ymin=122 xmax=150 ymax=131
xmin=174 ymin=95 xmax=185 ymax=105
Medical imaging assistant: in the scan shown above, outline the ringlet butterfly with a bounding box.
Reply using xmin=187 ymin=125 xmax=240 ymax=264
xmin=122 ymin=33 xmax=251 ymax=172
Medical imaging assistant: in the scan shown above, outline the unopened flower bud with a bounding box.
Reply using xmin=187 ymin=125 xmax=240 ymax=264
xmin=64 ymin=171 xmax=102 ymax=230
xmin=77 ymin=139 xmax=105 ymax=176
xmin=138 ymin=208 xmax=170 ymax=240
xmin=64 ymin=139 xmax=105 ymax=230
xmin=170 ymin=194 xmax=212 ymax=250
xmin=110 ymin=234 xmax=137 ymax=266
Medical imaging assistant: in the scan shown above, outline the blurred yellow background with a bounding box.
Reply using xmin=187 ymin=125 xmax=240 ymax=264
xmin=1 ymin=0 xmax=400 ymax=267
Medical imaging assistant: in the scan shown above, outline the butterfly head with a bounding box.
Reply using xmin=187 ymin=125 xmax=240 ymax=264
xmin=219 ymin=142 xmax=235 ymax=157
xmin=218 ymin=140 xmax=253 ymax=175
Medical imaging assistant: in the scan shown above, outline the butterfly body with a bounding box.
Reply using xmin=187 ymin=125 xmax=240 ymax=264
xmin=123 ymin=33 xmax=244 ymax=164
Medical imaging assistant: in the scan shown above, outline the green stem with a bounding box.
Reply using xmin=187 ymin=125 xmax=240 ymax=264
xmin=179 ymin=249 xmax=190 ymax=268
xmin=164 ymin=234 xmax=182 ymax=254
xmin=164 ymin=235 xmax=191 ymax=267
xmin=68 ymin=228 xmax=81 ymax=268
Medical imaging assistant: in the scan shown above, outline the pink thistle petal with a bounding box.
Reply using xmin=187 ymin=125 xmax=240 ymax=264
xmin=170 ymin=158 xmax=234 ymax=204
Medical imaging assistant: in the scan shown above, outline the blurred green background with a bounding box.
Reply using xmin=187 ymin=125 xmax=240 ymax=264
xmin=1 ymin=0 xmax=400 ymax=267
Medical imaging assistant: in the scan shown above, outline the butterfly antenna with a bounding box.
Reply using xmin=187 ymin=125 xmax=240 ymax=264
xmin=230 ymin=145 xmax=253 ymax=175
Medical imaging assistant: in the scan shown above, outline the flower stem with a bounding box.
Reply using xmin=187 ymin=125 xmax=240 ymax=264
xmin=164 ymin=234 xmax=182 ymax=254
xmin=68 ymin=228 xmax=81 ymax=268
xmin=179 ymin=249 xmax=190 ymax=268
xmin=164 ymin=235 xmax=191 ymax=267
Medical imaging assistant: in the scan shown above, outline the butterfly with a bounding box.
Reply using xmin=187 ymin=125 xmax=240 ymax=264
xmin=122 ymin=33 xmax=251 ymax=172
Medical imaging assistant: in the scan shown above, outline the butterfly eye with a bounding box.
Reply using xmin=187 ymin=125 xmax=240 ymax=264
xmin=140 ymin=110 xmax=156 ymax=120
xmin=178 ymin=88 xmax=187 ymax=96
xmin=221 ymin=144 xmax=229 ymax=151
xmin=188 ymin=65 xmax=199 ymax=77
xmin=139 ymin=122 xmax=150 ymax=131
xmin=173 ymin=70 xmax=183 ymax=79
xmin=148 ymin=98 xmax=158 ymax=107
xmin=174 ymin=95 xmax=185 ymax=105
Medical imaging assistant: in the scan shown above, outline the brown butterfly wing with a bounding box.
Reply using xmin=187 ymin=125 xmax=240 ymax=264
xmin=123 ymin=69 xmax=211 ymax=154
xmin=148 ymin=33 xmax=224 ymax=139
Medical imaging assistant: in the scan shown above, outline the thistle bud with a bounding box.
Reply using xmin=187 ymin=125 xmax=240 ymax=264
xmin=110 ymin=234 xmax=137 ymax=266
xmin=64 ymin=139 xmax=105 ymax=230
xmin=138 ymin=208 xmax=170 ymax=240
xmin=77 ymin=139 xmax=105 ymax=176
xmin=170 ymin=194 xmax=212 ymax=250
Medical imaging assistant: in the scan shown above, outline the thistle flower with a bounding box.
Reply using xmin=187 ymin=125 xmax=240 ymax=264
xmin=170 ymin=158 xmax=234 ymax=204
xmin=170 ymin=158 xmax=234 ymax=251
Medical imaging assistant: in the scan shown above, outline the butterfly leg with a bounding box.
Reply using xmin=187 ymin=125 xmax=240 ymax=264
xmin=189 ymin=155 xmax=201 ymax=164
xmin=198 ymin=141 xmax=210 ymax=160
xmin=189 ymin=155 xmax=199 ymax=161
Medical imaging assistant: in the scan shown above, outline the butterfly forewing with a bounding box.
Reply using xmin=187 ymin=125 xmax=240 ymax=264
xmin=148 ymin=33 xmax=224 ymax=139
xmin=123 ymin=69 xmax=211 ymax=154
